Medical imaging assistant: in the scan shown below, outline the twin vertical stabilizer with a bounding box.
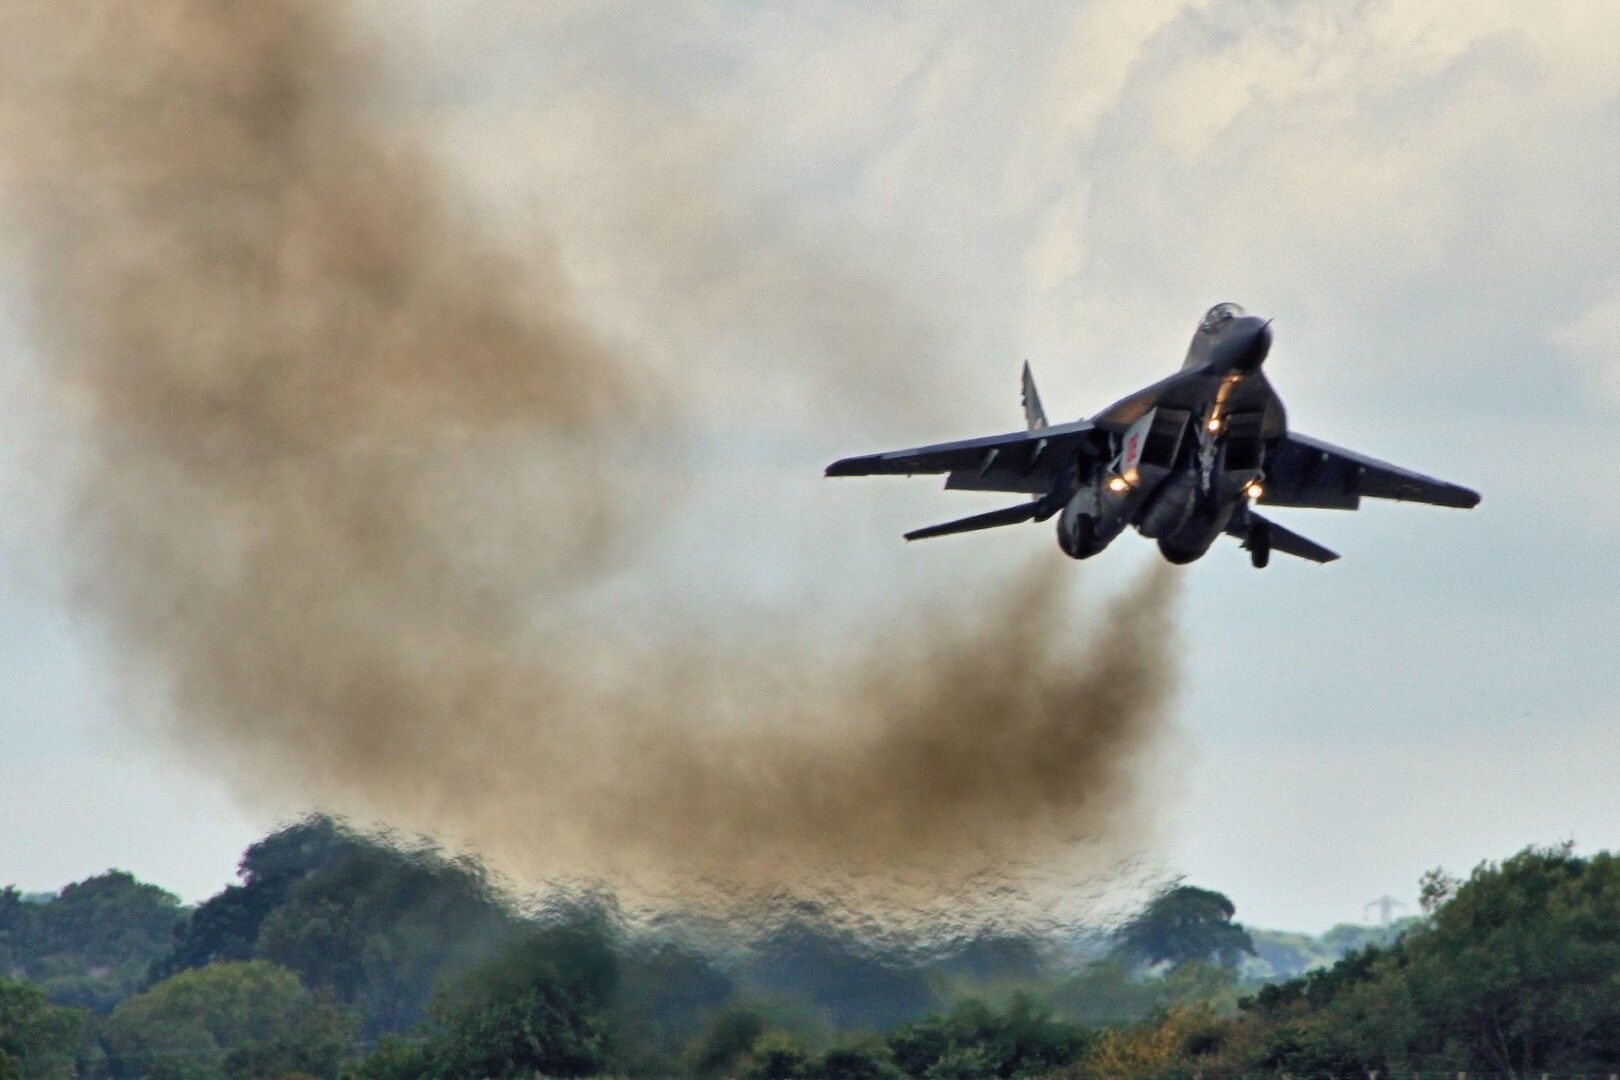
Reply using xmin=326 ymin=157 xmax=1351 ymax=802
xmin=1022 ymin=362 xmax=1048 ymax=431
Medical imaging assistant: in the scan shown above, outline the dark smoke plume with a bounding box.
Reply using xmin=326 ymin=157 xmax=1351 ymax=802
xmin=0 ymin=0 xmax=1180 ymax=914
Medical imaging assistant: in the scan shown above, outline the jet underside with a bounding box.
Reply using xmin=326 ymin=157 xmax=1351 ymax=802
xmin=825 ymin=304 xmax=1480 ymax=568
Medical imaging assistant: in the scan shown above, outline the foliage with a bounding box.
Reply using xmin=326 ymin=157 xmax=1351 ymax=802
xmin=156 ymin=816 xmax=526 ymax=1037
xmin=818 ymin=1044 xmax=900 ymax=1080
xmin=681 ymin=992 xmax=1087 ymax=1080
xmin=0 ymin=891 xmax=42 ymax=980
xmin=612 ymin=941 xmax=734 ymax=1067
xmin=254 ymin=845 xmax=522 ymax=1037
xmin=1062 ymin=1005 xmax=1230 ymax=1080
xmin=430 ymin=920 xmax=618 ymax=1079
xmin=345 ymin=919 xmax=620 ymax=1080
xmin=0 ymin=875 xmax=183 ymax=1013
xmin=336 ymin=1035 xmax=423 ymax=1080
xmin=0 ymin=978 xmax=86 ymax=1080
xmin=1115 ymin=885 xmax=1255 ymax=969
xmin=683 ymin=1005 xmax=772 ymax=1077
xmin=744 ymin=920 xmax=936 ymax=1031
xmin=150 ymin=820 xmax=359 ymax=979
xmin=1420 ymin=866 xmax=1462 ymax=914
xmin=1050 ymin=958 xmax=1161 ymax=1026
xmin=745 ymin=1040 xmax=813 ymax=1080
xmin=1152 ymin=959 xmax=1246 ymax=1014
xmin=102 ymin=960 xmax=356 ymax=1080
xmin=1383 ymin=844 xmax=1620 ymax=1071
xmin=1096 ymin=846 xmax=1620 ymax=1077
xmin=886 ymin=992 xmax=1089 ymax=1079
xmin=19 ymin=826 xmax=1620 ymax=1080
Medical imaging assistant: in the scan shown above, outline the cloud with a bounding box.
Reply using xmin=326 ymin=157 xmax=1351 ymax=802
xmin=1553 ymin=277 xmax=1620 ymax=407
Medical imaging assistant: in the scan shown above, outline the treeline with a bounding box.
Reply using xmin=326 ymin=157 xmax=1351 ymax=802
xmin=0 ymin=817 xmax=1259 ymax=1078
xmin=4 ymin=820 xmax=1618 ymax=1078
xmin=1079 ymin=845 xmax=1620 ymax=1079
xmin=0 ymin=872 xmax=183 ymax=1012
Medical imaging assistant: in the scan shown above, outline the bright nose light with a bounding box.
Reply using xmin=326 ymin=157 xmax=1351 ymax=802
xmin=1246 ymin=481 xmax=1265 ymax=500
xmin=1207 ymin=417 xmax=1222 ymax=433
xmin=1107 ymin=476 xmax=1130 ymax=494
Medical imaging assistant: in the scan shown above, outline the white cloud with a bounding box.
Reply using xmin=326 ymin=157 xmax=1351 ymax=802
xmin=1553 ymin=277 xmax=1620 ymax=406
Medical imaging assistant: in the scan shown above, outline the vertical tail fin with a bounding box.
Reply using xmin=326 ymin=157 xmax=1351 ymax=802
xmin=1021 ymin=361 xmax=1048 ymax=430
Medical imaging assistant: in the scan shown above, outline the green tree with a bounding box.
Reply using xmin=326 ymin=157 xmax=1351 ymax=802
xmin=0 ymin=978 xmax=85 ymax=1080
xmin=104 ymin=961 xmax=357 ymax=1080
xmin=35 ymin=874 xmax=183 ymax=975
xmin=816 ymin=1045 xmax=899 ymax=1080
xmin=0 ymin=873 xmax=184 ymax=1013
xmin=613 ymin=941 xmax=733 ymax=1069
xmin=220 ymin=997 xmax=359 ymax=1080
xmin=1237 ymin=846 xmax=1620 ymax=1075
xmin=1116 ymin=885 xmax=1255 ymax=969
xmin=399 ymin=920 xmax=620 ymax=1080
xmin=254 ymin=844 xmax=522 ymax=1036
xmin=0 ymin=892 xmax=42 ymax=980
xmin=683 ymin=1005 xmax=771 ymax=1078
xmin=155 ymin=817 xmax=361 ymax=980
xmin=1385 ymin=845 xmax=1620 ymax=1071
xmin=886 ymin=993 xmax=1089 ymax=1079
xmin=337 ymin=1035 xmax=424 ymax=1080
xmin=1051 ymin=958 xmax=1159 ymax=1027
xmin=1152 ymin=958 xmax=1246 ymax=1014
xmin=746 ymin=1043 xmax=810 ymax=1080
xmin=158 ymin=817 xmax=525 ymax=1037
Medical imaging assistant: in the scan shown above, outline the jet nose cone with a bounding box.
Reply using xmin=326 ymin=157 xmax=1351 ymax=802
xmin=1234 ymin=316 xmax=1272 ymax=370
xmin=1252 ymin=319 xmax=1274 ymax=363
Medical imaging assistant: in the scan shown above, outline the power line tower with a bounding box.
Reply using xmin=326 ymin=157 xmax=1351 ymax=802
xmin=1364 ymin=895 xmax=1407 ymax=925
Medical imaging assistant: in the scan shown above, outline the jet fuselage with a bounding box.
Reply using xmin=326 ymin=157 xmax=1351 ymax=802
xmin=825 ymin=303 xmax=1478 ymax=567
xmin=1059 ymin=304 xmax=1281 ymax=564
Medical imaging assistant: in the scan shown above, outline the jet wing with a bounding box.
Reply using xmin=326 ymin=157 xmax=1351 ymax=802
xmin=826 ymin=419 xmax=1101 ymax=495
xmin=1261 ymin=433 xmax=1480 ymax=511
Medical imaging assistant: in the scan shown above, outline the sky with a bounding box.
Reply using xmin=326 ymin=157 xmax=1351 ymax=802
xmin=1 ymin=0 xmax=1619 ymax=932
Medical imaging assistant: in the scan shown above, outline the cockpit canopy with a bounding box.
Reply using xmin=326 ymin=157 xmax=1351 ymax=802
xmin=1199 ymin=302 xmax=1246 ymax=332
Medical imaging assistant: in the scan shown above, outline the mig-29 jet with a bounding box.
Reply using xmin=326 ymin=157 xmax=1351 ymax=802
xmin=826 ymin=303 xmax=1479 ymax=567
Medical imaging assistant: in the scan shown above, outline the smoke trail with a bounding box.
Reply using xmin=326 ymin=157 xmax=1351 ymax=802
xmin=0 ymin=1 xmax=1180 ymax=911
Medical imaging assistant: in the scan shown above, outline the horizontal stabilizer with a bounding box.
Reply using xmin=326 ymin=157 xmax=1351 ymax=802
xmin=1267 ymin=521 xmax=1339 ymax=563
xmin=905 ymin=501 xmax=1044 ymax=542
xmin=1229 ymin=511 xmax=1339 ymax=564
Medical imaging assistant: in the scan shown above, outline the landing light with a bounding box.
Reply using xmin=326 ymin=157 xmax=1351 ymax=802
xmin=1107 ymin=476 xmax=1130 ymax=494
xmin=1207 ymin=417 xmax=1222 ymax=433
xmin=1245 ymin=481 xmax=1265 ymax=500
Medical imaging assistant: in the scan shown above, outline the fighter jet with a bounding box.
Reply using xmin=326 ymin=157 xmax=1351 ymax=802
xmin=825 ymin=303 xmax=1479 ymax=567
